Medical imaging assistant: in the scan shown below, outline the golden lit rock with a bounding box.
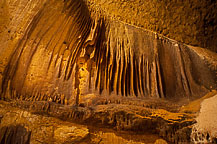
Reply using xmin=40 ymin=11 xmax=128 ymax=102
xmin=0 ymin=0 xmax=217 ymax=143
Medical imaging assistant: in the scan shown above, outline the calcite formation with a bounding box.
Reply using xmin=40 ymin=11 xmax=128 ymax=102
xmin=87 ymin=0 xmax=217 ymax=52
xmin=0 ymin=0 xmax=216 ymax=105
xmin=1 ymin=101 xmax=161 ymax=144
xmin=191 ymin=94 xmax=217 ymax=143
xmin=0 ymin=0 xmax=216 ymax=143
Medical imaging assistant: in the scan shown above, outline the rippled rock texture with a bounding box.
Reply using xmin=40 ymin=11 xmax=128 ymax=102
xmin=87 ymin=0 xmax=217 ymax=52
xmin=0 ymin=0 xmax=216 ymax=105
xmin=0 ymin=0 xmax=217 ymax=143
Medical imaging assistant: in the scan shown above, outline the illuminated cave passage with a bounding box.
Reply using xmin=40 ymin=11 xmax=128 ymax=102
xmin=0 ymin=0 xmax=217 ymax=143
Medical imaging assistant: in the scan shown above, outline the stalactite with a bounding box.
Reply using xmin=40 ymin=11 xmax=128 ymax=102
xmin=0 ymin=0 xmax=216 ymax=106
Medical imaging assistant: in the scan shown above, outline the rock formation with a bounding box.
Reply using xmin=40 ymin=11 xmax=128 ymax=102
xmin=0 ymin=0 xmax=216 ymax=143
xmin=87 ymin=0 xmax=217 ymax=52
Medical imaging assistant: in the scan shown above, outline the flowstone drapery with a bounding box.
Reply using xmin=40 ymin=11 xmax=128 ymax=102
xmin=0 ymin=0 xmax=216 ymax=143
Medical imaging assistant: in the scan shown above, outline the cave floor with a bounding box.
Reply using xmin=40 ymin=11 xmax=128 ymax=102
xmin=0 ymin=100 xmax=163 ymax=144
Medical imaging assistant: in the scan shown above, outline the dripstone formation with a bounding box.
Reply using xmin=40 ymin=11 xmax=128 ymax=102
xmin=0 ymin=0 xmax=216 ymax=143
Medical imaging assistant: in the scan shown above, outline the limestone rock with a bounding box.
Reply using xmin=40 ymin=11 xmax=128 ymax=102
xmin=0 ymin=0 xmax=216 ymax=106
xmin=0 ymin=0 xmax=216 ymax=143
xmin=154 ymin=139 xmax=168 ymax=144
xmin=86 ymin=0 xmax=217 ymax=52
xmin=54 ymin=126 xmax=89 ymax=144
xmin=0 ymin=101 xmax=163 ymax=144
xmin=191 ymin=94 xmax=217 ymax=143
xmin=0 ymin=101 xmax=90 ymax=144
xmin=0 ymin=125 xmax=31 ymax=144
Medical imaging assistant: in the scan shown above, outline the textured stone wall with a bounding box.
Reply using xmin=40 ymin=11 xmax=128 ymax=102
xmin=0 ymin=1 xmax=217 ymax=143
xmin=87 ymin=0 xmax=217 ymax=52
xmin=0 ymin=0 xmax=216 ymax=106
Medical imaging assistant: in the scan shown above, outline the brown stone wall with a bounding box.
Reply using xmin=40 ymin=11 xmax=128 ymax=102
xmin=88 ymin=0 xmax=217 ymax=52
xmin=0 ymin=0 xmax=216 ymax=105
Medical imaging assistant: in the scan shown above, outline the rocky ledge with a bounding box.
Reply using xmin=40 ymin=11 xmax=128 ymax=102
xmin=1 ymin=91 xmax=216 ymax=143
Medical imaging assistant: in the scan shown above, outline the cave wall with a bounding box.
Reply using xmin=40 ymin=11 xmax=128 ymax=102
xmin=0 ymin=0 xmax=92 ymax=105
xmin=87 ymin=0 xmax=217 ymax=52
xmin=0 ymin=0 xmax=216 ymax=106
xmin=0 ymin=1 xmax=217 ymax=143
